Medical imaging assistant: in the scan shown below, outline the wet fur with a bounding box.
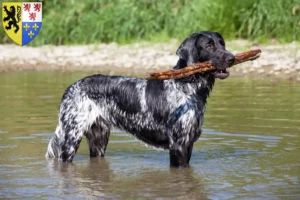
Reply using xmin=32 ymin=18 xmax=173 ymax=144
xmin=46 ymin=31 xmax=234 ymax=167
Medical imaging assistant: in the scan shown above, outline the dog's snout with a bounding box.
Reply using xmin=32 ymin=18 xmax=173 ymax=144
xmin=226 ymin=54 xmax=235 ymax=65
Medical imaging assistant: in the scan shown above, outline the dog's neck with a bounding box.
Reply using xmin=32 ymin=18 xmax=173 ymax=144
xmin=172 ymin=58 xmax=215 ymax=103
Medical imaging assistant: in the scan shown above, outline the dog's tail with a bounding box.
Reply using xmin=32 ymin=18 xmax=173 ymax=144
xmin=45 ymin=125 xmax=62 ymax=159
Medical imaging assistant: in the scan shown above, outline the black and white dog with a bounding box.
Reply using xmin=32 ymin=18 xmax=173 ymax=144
xmin=46 ymin=31 xmax=235 ymax=167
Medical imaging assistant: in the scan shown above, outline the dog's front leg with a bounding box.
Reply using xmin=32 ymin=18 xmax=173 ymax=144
xmin=169 ymin=142 xmax=194 ymax=167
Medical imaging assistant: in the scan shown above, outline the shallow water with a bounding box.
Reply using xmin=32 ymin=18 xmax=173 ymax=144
xmin=0 ymin=72 xmax=299 ymax=199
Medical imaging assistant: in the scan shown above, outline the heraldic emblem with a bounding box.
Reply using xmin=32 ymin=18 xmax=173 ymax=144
xmin=2 ymin=2 xmax=42 ymax=46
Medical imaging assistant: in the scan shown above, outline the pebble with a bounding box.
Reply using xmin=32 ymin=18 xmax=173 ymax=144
xmin=274 ymin=72 xmax=280 ymax=76
xmin=258 ymin=69 xmax=264 ymax=74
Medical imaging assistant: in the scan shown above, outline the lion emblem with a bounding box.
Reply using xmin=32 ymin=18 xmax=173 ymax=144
xmin=3 ymin=5 xmax=21 ymax=33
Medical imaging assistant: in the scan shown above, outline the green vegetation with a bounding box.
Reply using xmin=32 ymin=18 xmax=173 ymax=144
xmin=1 ymin=0 xmax=299 ymax=45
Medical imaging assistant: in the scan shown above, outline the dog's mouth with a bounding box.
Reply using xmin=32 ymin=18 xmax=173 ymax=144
xmin=214 ymin=69 xmax=230 ymax=79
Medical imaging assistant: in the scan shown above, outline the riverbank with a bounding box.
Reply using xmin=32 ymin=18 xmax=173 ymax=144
xmin=0 ymin=40 xmax=299 ymax=81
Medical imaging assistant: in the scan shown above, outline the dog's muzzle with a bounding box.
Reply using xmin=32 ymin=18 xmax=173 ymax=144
xmin=213 ymin=53 xmax=235 ymax=79
xmin=214 ymin=69 xmax=230 ymax=79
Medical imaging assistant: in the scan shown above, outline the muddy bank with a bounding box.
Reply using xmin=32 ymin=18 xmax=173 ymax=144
xmin=0 ymin=40 xmax=299 ymax=81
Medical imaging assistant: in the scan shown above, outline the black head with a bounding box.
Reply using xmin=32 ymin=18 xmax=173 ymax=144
xmin=174 ymin=31 xmax=235 ymax=79
xmin=10 ymin=6 xmax=15 ymax=13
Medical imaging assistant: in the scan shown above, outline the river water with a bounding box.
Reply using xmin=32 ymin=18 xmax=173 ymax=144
xmin=0 ymin=72 xmax=299 ymax=199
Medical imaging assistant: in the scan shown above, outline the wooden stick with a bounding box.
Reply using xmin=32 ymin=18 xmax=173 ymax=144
xmin=146 ymin=49 xmax=261 ymax=80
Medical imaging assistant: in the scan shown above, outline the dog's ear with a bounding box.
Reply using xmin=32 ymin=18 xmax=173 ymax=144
xmin=176 ymin=46 xmax=189 ymax=61
xmin=175 ymin=34 xmax=200 ymax=69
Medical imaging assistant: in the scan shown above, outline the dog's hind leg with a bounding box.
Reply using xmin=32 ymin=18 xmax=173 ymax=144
xmin=60 ymin=130 xmax=84 ymax=162
xmin=45 ymin=123 xmax=84 ymax=162
xmin=85 ymin=117 xmax=111 ymax=157
xmin=46 ymin=90 xmax=102 ymax=162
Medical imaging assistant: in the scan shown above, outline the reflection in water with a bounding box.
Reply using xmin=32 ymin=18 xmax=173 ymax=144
xmin=0 ymin=72 xmax=299 ymax=199
xmin=47 ymin=158 xmax=111 ymax=198
xmin=47 ymin=158 xmax=208 ymax=199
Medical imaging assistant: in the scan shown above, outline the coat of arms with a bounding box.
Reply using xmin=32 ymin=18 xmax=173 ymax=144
xmin=2 ymin=2 xmax=42 ymax=46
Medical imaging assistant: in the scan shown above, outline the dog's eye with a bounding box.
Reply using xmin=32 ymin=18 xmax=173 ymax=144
xmin=206 ymin=44 xmax=213 ymax=49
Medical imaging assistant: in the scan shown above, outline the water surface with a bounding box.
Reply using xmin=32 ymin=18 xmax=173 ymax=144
xmin=0 ymin=72 xmax=299 ymax=199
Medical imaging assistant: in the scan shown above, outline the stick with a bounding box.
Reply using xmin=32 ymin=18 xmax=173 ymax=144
xmin=146 ymin=49 xmax=261 ymax=80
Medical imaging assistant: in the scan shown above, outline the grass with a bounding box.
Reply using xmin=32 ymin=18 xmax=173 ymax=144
xmin=1 ymin=0 xmax=299 ymax=45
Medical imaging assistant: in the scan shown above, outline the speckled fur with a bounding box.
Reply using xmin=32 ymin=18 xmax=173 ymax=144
xmin=46 ymin=31 xmax=234 ymax=167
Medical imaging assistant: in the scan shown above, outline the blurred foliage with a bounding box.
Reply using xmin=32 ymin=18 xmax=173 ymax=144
xmin=0 ymin=0 xmax=299 ymax=45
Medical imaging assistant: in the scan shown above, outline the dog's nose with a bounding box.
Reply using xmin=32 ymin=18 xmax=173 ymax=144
xmin=226 ymin=55 xmax=235 ymax=65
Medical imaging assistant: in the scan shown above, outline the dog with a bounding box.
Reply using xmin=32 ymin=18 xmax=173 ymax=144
xmin=46 ymin=31 xmax=235 ymax=167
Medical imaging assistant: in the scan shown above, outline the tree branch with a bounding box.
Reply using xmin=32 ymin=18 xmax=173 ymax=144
xmin=146 ymin=49 xmax=261 ymax=80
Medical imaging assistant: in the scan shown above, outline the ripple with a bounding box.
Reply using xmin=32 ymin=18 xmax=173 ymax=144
xmin=0 ymin=145 xmax=17 ymax=149
xmin=204 ymin=128 xmax=282 ymax=140
xmin=10 ymin=136 xmax=36 ymax=140
xmin=0 ymin=130 xmax=8 ymax=134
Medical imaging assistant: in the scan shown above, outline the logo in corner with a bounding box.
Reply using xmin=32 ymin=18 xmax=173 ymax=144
xmin=2 ymin=2 xmax=42 ymax=46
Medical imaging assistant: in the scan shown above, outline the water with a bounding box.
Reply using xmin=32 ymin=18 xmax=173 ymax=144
xmin=0 ymin=72 xmax=299 ymax=199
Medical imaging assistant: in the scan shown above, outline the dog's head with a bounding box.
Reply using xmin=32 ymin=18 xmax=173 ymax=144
xmin=175 ymin=31 xmax=235 ymax=79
